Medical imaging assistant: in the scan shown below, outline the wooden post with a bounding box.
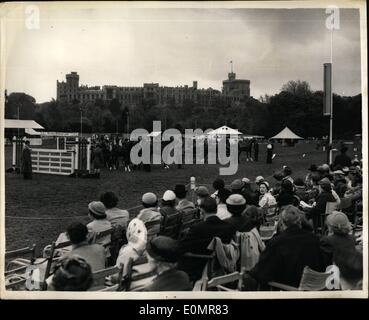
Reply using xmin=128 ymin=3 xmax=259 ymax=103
xmin=12 ymin=137 xmax=16 ymax=167
xmin=75 ymin=137 xmax=79 ymax=171
xmin=87 ymin=138 xmax=91 ymax=172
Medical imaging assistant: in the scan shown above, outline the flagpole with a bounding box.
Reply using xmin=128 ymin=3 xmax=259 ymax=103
xmin=329 ymin=28 xmax=333 ymax=165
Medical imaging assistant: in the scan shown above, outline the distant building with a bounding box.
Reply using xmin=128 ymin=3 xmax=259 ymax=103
xmin=56 ymin=69 xmax=250 ymax=107
xmin=222 ymin=72 xmax=250 ymax=103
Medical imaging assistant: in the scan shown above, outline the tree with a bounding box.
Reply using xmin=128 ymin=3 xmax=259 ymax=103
xmin=5 ymin=92 xmax=36 ymax=120
xmin=281 ymin=80 xmax=312 ymax=96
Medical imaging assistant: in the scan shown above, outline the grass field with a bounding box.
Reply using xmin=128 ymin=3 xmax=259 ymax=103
xmin=4 ymin=141 xmax=342 ymax=254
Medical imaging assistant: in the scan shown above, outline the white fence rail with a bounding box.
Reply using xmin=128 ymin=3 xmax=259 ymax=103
xmin=31 ymin=149 xmax=75 ymax=176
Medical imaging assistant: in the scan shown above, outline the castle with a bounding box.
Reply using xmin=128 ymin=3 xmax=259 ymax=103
xmin=56 ymin=71 xmax=251 ymax=107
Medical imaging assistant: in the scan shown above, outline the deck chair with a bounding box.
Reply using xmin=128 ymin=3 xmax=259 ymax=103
xmin=160 ymin=212 xmax=182 ymax=239
xmin=201 ymin=267 xmax=246 ymax=291
xmin=268 ymin=266 xmax=330 ymax=291
xmin=178 ymin=208 xmax=200 ymax=240
xmin=5 ymin=244 xmax=37 ymax=276
xmin=259 ymin=221 xmax=278 ymax=242
xmin=121 ymin=255 xmax=156 ymax=291
xmin=41 ymin=239 xmax=72 ymax=290
xmin=90 ymin=228 xmax=114 ymax=246
xmin=90 ymin=266 xmax=121 ymax=291
xmin=145 ymin=219 xmax=162 ymax=243
xmin=5 ymin=276 xmax=27 ymax=291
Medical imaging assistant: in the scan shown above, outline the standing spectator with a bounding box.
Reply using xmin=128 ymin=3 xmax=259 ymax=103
xmin=211 ymin=178 xmax=227 ymax=199
xmin=194 ymin=186 xmax=210 ymax=206
xmin=253 ymin=139 xmax=259 ymax=162
xmin=64 ymin=222 xmax=105 ymax=272
xmin=245 ymin=138 xmax=253 ymax=162
xmin=91 ymin=143 xmax=104 ymax=178
xmin=122 ymin=138 xmax=132 ymax=172
xmin=137 ymin=193 xmax=161 ymax=224
xmin=282 ymin=166 xmax=294 ymax=184
xmin=242 ymin=178 xmax=259 ymax=206
xmin=333 ymin=146 xmax=352 ymax=169
xmin=144 ymin=236 xmax=192 ymax=291
xmin=21 ymin=140 xmax=32 ymax=180
xmin=100 ymin=192 xmax=129 ymax=229
xmin=266 ymin=143 xmax=273 ymax=164
xmin=48 ymin=256 xmax=93 ymax=291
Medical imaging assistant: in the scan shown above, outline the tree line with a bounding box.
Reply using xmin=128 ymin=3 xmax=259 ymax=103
xmin=5 ymin=80 xmax=362 ymax=139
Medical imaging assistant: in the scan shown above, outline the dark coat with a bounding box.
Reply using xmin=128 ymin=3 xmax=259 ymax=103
xmin=320 ymin=233 xmax=356 ymax=264
xmin=250 ymin=225 xmax=328 ymax=287
xmin=178 ymin=215 xmax=237 ymax=281
xmin=21 ymin=146 xmax=32 ymax=173
xmin=333 ymin=153 xmax=352 ymax=168
xmin=224 ymin=215 xmax=253 ymax=233
xmin=92 ymin=146 xmax=104 ymax=169
xmin=143 ymin=269 xmax=192 ymax=291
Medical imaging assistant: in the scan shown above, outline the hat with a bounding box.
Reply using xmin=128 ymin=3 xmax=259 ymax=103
xmin=230 ymin=179 xmax=245 ymax=190
xmin=255 ymin=176 xmax=265 ymax=184
xmin=147 ymin=236 xmax=179 ymax=263
xmin=259 ymin=180 xmax=270 ymax=190
xmin=318 ymin=177 xmax=332 ymax=191
xmin=342 ymin=167 xmax=349 ymax=174
xmin=326 ymin=211 xmax=351 ymax=234
xmin=321 ymin=164 xmax=330 ymax=171
xmin=281 ymin=205 xmax=302 ymax=227
xmin=283 ymin=166 xmax=292 ymax=175
xmin=195 ymin=186 xmax=210 ymax=197
xmin=142 ymin=192 xmax=158 ymax=205
xmin=294 ymin=177 xmax=305 ymax=187
xmin=226 ymin=194 xmax=246 ymax=206
xmin=174 ymin=184 xmax=187 ymax=198
xmin=88 ymin=201 xmax=106 ymax=218
xmin=199 ymin=197 xmax=217 ymax=213
xmin=163 ymin=190 xmax=176 ymax=201
xmin=333 ymin=170 xmax=344 ymax=175
xmin=308 ymin=164 xmax=317 ymax=171
xmin=242 ymin=177 xmax=251 ymax=184
xmin=216 ymin=188 xmax=232 ymax=203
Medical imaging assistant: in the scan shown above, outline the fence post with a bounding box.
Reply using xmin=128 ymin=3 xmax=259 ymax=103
xmin=75 ymin=137 xmax=79 ymax=171
xmin=87 ymin=138 xmax=91 ymax=173
xmin=190 ymin=176 xmax=196 ymax=204
xmin=12 ymin=137 xmax=16 ymax=167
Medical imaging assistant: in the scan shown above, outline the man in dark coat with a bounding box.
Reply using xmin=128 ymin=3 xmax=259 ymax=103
xmin=21 ymin=140 xmax=33 ymax=179
xmin=248 ymin=205 xmax=328 ymax=288
xmin=144 ymin=236 xmax=192 ymax=291
xmin=178 ymin=197 xmax=237 ymax=281
xmin=333 ymin=146 xmax=352 ymax=168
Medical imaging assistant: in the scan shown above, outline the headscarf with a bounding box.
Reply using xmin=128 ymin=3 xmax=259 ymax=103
xmin=126 ymin=218 xmax=147 ymax=255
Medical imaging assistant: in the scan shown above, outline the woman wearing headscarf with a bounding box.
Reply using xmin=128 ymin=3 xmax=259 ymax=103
xmin=113 ymin=218 xmax=156 ymax=290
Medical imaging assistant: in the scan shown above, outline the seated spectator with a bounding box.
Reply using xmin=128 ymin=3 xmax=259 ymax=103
xmin=332 ymin=170 xmax=348 ymax=198
xmin=194 ymin=186 xmax=210 ymax=206
xmin=64 ymin=222 xmax=105 ymax=272
xmin=253 ymin=176 xmax=265 ymax=200
xmin=224 ymin=194 xmax=250 ymax=231
xmin=174 ymin=184 xmax=195 ymax=212
xmin=248 ymin=205 xmax=328 ymax=288
xmin=178 ymin=197 xmax=237 ymax=281
xmin=333 ymin=146 xmax=352 ymax=169
xmin=216 ymin=188 xmax=232 ymax=220
xmin=137 ymin=193 xmax=161 ymax=224
xmin=48 ymin=255 xmax=93 ymax=291
xmin=258 ymin=181 xmax=277 ymax=216
xmin=242 ymin=178 xmax=259 ymax=206
xmin=317 ymin=163 xmax=331 ymax=179
xmin=320 ymin=211 xmax=356 ymax=264
xmin=281 ymin=166 xmax=294 ymax=184
xmin=159 ymin=190 xmax=179 ymax=221
xmin=211 ymin=178 xmax=226 ymax=199
xmin=100 ymin=191 xmax=129 ymax=229
xmin=243 ymin=205 xmax=264 ymax=232
xmin=87 ymin=201 xmax=112 ymax=257
xmin=276 ymin=179 xmax=298 ymax=208
xmin=334 ymin=248 xmax=363 ymax=290
xmin=115 ymin=218 xmax=156 ymax=291
xmin=305 ymin=164 xmax=318 ymax=188
xmin=143 ymin=236 xmax=192 ymax=291
xmin=294 ymin=177 xmax=310 ymax=203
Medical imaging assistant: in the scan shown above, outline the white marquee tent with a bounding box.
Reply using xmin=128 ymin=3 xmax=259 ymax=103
xmin=270 ymin=127 xmax=303 ymax=140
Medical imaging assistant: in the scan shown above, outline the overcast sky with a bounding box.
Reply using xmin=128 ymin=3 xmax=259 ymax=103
xmin=3 ymin=4 xmax=363 ymax=103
